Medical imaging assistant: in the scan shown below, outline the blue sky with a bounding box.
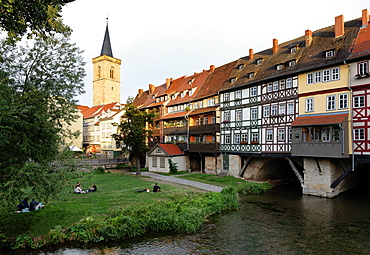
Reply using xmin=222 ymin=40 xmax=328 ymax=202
xmin=62 ymin=0 xmax=369 ymax=106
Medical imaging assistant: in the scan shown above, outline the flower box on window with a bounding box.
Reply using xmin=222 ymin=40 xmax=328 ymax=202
xmin=240 ymin=141 xmax=248 ymax=145
xmin=355 ymin=73 xmax=370 ymax=79
xmin=250 ymin=141 xmax=259 ymax=144
xmin=223 ymin=120 xmax=230 ymax=123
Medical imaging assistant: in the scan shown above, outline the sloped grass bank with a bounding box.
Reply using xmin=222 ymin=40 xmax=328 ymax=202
xmin=0 ymin=172 xmax=270 ymax=250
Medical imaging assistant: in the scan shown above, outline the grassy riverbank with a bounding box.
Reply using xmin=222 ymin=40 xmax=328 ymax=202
xmin=0 ymin=171 xmax=270 ymax=249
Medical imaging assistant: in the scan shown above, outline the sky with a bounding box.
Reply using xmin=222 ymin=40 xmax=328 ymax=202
xmin=61 ymin=0 xmax=369 ymax=107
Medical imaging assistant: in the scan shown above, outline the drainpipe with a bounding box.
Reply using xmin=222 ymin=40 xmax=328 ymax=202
xmin=344 ymin=60 xmax=355 ymax=171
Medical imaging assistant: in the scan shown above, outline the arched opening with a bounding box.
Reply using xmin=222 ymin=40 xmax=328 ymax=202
xmin=110 ymin=66 xmax=114 ymax=79
xmin=98 ymin=66 xmax=101 ymax=78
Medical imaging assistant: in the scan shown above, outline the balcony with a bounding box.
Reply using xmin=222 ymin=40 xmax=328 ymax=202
xmin=188 ymin=142 xmax=220 ymax=153
xmin=190 ymin=123 xmax=220 ymax=134
xmin=291 ymin=141 xmax=348 ymax=158
xmin=163 ymin=126 xmax=187 ymax=135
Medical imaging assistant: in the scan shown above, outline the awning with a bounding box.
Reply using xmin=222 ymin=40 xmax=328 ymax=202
xmin=291 ymin=113 xmax=348 ymax=127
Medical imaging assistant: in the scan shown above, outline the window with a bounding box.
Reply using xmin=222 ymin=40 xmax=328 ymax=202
xmin=327 ymin=95 xmax=336 ymax=110
xmin=152 ymin=157 xmax=157 ymax=167
xmin=257 ymin=58 xmax=263 ymax=65
xmin=250 ymin=87 xmax=257 ymax=96
xmin=110 ymin=67 xmax=114 ymax=79
xmin=306 ymin=98 xmax=314 ymax=112
xmin=323 ymin=69 xmax=330 ymax=82
xmin=235 ymin=90 xmax=242 ymax=99
xmin=225 ymin=134 xmax=231 ymax=144
xmin=207 ymin=98 xmax=215 ymax=106
xmin=263 ymin=106 xmax=270 ymax=117
xmin=267 ymin=83 xmax=273 ymax=92
xmin=289 ymin=60 xmax=296 ymax=66
xmin=315 ymin=71 xmax=321 ymax=83
xmin=277 ymin=64 xmax=283 ymax=70
xmin=248 ymin=72 xmax=255 ymax=78
xmin=251 ymin=133 xmax=259 ymax=143
xmin=211 ymin=117 xmax=216 ymax=124
xmin=160 ymin=158 xmax=165 ymax=168
xmin=280 ymin=80 xmax=285 ymax=90
xmin=339 ymin=93 xmax=348 ymax=109
xmin=271 ymin=105 xmax=277 ymax=115
xmin=224 ymin=93 xmax=230 ymax=102
xmin=290 ymin=47 xmax=297 ymax=53
xmin=266 ymin=130 xmax=273 ymax=141
xmin=354 ymin=128 xmax=365 ymax=140
xmin=286 ymin=78 xmax=292 ymax=88
xmin=97 ymin=66 xmax=101 ymax=78
xmin=189 ymin=89 xmax=193 ymax=96
xmin=224 ymin=111 xmax=230 ymax=121
xmin=273 ymin=81 xmax=279 ymax=91
xmin=230 ymin=77 xmax=237 ymax=83
xmin=289 ymin=128 xmax=292 ymax=141
xmin=322 ymin=127 xmax=331 ymax=142
xmin=234 ymin=134 xmax=240 ymax=144
xmin=326 ymin=50 xmax=334 ymax=58
xmin=354 ymin=96 xmax=365 ymax=108
xmin=287 ymin=103 xmax=294 ymax=114
xmin=358 ymin=61 xmax=368 ymax=75
xmin=241 ymin=133 xmax=248 ymax=142
xmin=235 ymin=110 xmax=242 ymax=121
xmin=332 ymin=67 xmax=340 ymax=80
xmin=251 ymin=108 xmax=258 ymax=120
xmin=279 ymin=104 xmax=285 ymax=115
xmin=204 ymin=117 xmax=208 ymax=125
xmin=278 ymin=129 xmax=285 ymax=141
xmin=307 ymin=73 xmax=314 ymax=84
xmin=237 ymin=64 xmax=244 ymax=70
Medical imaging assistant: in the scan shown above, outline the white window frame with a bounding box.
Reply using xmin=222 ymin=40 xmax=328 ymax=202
xmin=241 ymin=133 xmax=248 ymax=142
xmin=278 ymin=129 xmax=285 ymax=141
xmin=327 ymin=95 xmax=336 ymax=110
xmin=251 ymin=108 xmax=258 ymax=120
xmin=235 ymin=90 xmax=242 ymax=99
xmin=279 ymin=104 xmax=286 ymax=115
xmin=263 ymin=106 xmax=270 ymax=117
xmin=306 ymin=98 xmax=314 ymax=112
xmin=234 ymin=134 xmax=240 ymax=144
xmin=225 ymin=134 xmax=231 ymax=144
xmin=273 ymin=81 xmax=279 ymax=91
xmin=287 ymin=102 xmax=294 ymax=114
xmin=271 ymin=105 xmax=277 ymax=116
xmin=307 ymin=73 xmax=314 ymax=84
xmin=323 ymin=69 xmax=330 ymax=82
xmin=339 ymin=93 xmax=348 ymax=109
xmin=235 ymin=110 xmax=242 ymax=121
xmin=266 ymin=130 xmax=273 ymax=141
xmin=332 ymin=67 xmax=340 ymax=80
xmin=224 ymin=111 xmax=230 ymax=121
xmin=152 ymin=157 xmax=157 ymax=167
xmin=354 ymin=96 xmax=365 ymax=108
xmin=224 ymin=93 xmax=230 ymax=102
xmin=358 ymin=61 xmax=368 ymax=75
xmin=354 ymin=128 xmax=365 ymax=140
xmin=286 ymin=78 xmax=292 ymax=88
xmin=160 ymin=157 xmax=165 ymax=168
xmin=315 ymin=71 xmax=321 ymax=83
xmin=250 ymin=87 xmax=257 ymax=96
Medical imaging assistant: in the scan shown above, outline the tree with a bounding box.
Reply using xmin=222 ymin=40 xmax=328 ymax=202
xmin=0 ymin=0 xmax=74 ymax=41
xmin=0 ymin=34 xmax=86 ymax=209
xmin=113 ymin=98 xmax=154 ymax=175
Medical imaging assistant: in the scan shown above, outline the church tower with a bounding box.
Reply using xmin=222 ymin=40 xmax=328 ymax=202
xmin=92 ymin=20 xmax=121 ymax=106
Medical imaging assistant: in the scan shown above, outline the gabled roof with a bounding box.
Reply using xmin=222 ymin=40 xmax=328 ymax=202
xmin=348 ymin=24 xmax=370 ymax=60
xmin=149 ymin=143 xmax=184 ymax=156
xmin=77 ymin=105 xmax=90 ymax=115
xmin=220 ymin=18 xmax=362 ymax=92
xmin=101 ymin=22 xmax=113 ymax=57
xmin=193 ymin=61 xmax=237 ymax=101
xmin=83 ymin=102 xmax=122 ymax=119
xmin=188 ymin=106 xmax=218 ymax=116
xmin=161 ymin=111 xmax=189 ymax=120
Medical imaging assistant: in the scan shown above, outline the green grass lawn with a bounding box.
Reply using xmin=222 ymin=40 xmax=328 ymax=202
xmin=0 ymin=172 xmax=196 ymax=237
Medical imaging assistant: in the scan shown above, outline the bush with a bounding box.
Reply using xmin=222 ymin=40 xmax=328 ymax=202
xmin=94 ymin=167 xmax=105 ymax=174
xmin=168 ymin=159 xmax=178 ymax=174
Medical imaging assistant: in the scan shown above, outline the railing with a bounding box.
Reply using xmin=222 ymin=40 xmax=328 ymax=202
xmin=188 ymin=142 xmax=220 ymax=153
xmin=189 ymin=123 xmax=220 ymax=134
xmin=163 ymin=126 xmax=187 ymax=135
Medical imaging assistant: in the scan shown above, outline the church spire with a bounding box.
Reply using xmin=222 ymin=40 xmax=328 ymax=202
xmin=100 ymin=18 xmax=113 ymax=57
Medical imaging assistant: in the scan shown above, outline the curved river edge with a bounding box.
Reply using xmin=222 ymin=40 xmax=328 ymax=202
xmin=1 ymin=182 xmax=271 ymax=251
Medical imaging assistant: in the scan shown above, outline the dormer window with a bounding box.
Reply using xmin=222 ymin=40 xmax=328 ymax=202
xmin=188 ymin=78 xmax=195 ymax=84
xmin=248 ymin=72 xmax=255 ymax=78
xmin=289 ymin=60 xmax=296 ymax=67
xmin=256 ymin=58 xmax=263 ymax=65
xmin=237 ymin=64 xmax=244 ymax=70
xmin=290 ymin=46 xmax=297 ymax=53
xmin=325 ymin=50 xmax=334 ymax=58
xmin=189 ymin=89 xmax=193 ymax=96
xmin=276 ymin=64 xmax=283 ymax=70
xmin=230 ymin=77 xmax=237 ymax=83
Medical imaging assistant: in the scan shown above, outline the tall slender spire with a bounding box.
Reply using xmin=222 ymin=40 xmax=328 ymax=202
xmin=100 ymin=18 xmax=113 ymax=57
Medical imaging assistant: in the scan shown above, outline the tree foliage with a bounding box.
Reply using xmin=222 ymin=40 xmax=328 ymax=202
xmin=0 ymin=0 xmax=74 ymax=41
xmin=0 ymin=34 xmax=86 ymax=209
xmin=113 ymin=98 xmax=154 ymax=175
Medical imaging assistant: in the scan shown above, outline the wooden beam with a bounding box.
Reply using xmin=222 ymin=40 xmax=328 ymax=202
xmin=239 ymin=157 xmax=252 ymax=177
xmin=285 ymin=157 xmax=304 ymax=187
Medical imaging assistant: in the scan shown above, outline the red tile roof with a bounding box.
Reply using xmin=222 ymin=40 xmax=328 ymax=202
xmin=157 ymin=143 xmax=184 ymax=156
xmin=77 ymin=105 xmax=90 ymax=115
xmin=291 ymin=113 xmax=348 ymax=126
xmin=161 ymin=111 xmax=189 ymax=120
xmin=188 ymin=106 xmax=218 ymax=116
xmin=349 ymin=25 xmax=370 ymax=59
xmin=83 ymin=102 xmax=122 ymax=119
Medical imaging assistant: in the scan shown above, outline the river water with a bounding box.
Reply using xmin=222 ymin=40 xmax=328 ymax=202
xmin=6 ymin=183 xmax=370 ymax=255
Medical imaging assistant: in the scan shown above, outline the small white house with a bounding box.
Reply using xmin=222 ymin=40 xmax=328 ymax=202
xmin=148 ymin=144 xmax=186 ymax=173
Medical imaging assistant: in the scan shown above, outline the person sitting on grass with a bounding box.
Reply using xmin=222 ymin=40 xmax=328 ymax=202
xmin=29 ymin=198 xmax=45 ymax=211
xmin=17 ymin=197 xmax=29 ymax=211
xmin=74 ymin=184 xmax=85 ymax=194
xmin=87 ymin=183 xmax=97 ymax=192
xmin=153 ymin=183 xmax=161 ymax=192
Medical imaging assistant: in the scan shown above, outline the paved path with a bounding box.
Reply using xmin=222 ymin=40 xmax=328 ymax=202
xmin=140 ymin=172 xmax=223 ymax=192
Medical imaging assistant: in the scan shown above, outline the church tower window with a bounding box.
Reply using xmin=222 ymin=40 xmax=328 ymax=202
xmin=110 ymin=67 xmax=114 ymax=79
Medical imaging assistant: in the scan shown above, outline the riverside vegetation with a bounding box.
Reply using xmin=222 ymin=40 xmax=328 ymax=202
xmin=0 ymin=169 xmax=271 ymax=250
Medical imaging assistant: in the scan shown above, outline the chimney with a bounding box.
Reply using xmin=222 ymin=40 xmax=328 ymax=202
xmin=305 ymin=29 xmax=313 ymax=47
xmin=138 ymin=89 xmax=143 ymax=97
xmin=149 ymin=84 xmax=155 ymax=94
xmin=335 ymin=15 xmax=344 ymax=37
xmin=272 ymin=38 xmax=278 ymax=54
xmin=210 ymin=65 xmax=215 ymax=72
xmin=362 ymin=9 xmax=369 ymax=27
xmin=166 ymin=78 xmax=171 ymax=88
xmin=249 ymin=48 xmax=254 ymax=60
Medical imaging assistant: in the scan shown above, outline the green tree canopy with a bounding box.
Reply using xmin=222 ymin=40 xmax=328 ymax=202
xmin=113 ymin=98 xmax=154 ymax=175
xmin=0 ymin=0 xmax=74 ymax=41
xmin=0 ymin=34 xmax=86 ymax=209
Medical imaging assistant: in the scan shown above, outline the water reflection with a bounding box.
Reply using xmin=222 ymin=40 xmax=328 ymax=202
xmin=5 ymin=184 xmax=370 ymax=254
